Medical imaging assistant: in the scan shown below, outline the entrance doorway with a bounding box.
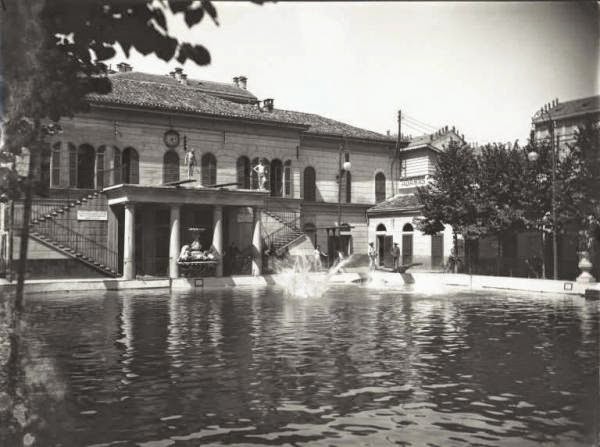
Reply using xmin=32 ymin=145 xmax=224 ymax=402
xmin=375 ymin=223 xmax=392 ymax=267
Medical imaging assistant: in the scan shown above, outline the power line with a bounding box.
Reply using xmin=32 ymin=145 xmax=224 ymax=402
xmin=401 ymin=122 xmax=430 ymax=136
xmin=402 ymin=113 xmax=439 ymax=131
xmin=401 ymin=118 xmax=434 ymax=134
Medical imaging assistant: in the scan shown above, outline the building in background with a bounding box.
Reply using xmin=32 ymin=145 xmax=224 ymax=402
xmin=532 ymin=94 xmax=600 ymax=149
xmin=366 ymin=127 xmax=465 ymax=271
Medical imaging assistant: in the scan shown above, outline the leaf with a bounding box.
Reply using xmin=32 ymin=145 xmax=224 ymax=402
xmin=184 ymin=6 xmax=204 ymax=27
xmin=176 ymin=42 xmax=211 ymax=65
xmin=169 ymin=1 xmax=189 ymax=14
xmin=150 ymin=8 xmax=168 ymax=31
xmin=201 ymin=0 xmax=219 ymax=25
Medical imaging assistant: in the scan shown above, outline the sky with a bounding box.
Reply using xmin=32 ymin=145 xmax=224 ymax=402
xmin=109 ymin=1 xmax=599 ymax=145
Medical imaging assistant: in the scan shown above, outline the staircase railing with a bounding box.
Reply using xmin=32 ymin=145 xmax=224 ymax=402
xmin=263 ymin=215 xmax=304 ymax=254
xmin=31 ymin=217 xmax=119 ymax=274
xmin=263 ymin=208 xmax=301 ymax=231
xmin=11 ymin=192 xmax=118 ymax=276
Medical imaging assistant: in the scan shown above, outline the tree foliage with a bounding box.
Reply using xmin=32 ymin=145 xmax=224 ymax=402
xmin=415 ymin=139 xmax=479 ymax=238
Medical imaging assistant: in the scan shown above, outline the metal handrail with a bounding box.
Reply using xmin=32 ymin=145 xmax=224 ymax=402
xmin=263 ymin=216 xmax=303 ymax=251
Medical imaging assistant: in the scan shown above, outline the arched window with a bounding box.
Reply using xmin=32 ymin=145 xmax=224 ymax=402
xmin=303 ymin=166 xmax=316 ymax=202
xmin=96 ymin=146 xmax=106 ymax=190
xmin=402 ymin=223 xmax=414 ymax=232
xmin=112 ymin=146 xmax=122 ymax=185
xmin=270 ymin=159 xmax=283 ymax=197
xmin=122 ymin=147 xmax=139 ymax=184
xmin=284 ymin=160 xmax=292 ymax=197
xmin=375 ymin=172 xmax=386 ymax=203
xmin=163 ymin=150 xmax=180 ymax=184
xmin=77 ymin=144 xmax=95 ymax=189
xmin=345 ymin=171 xmax=352 ymax=203
xmin=51 ymin=142 xmax=61 ymax=187
xmin=376 ymin=223 xmax=387 ymax=232
xmin=236 ymin=156 xmax=250 ymax=189
xmin=201 ymin=152 xmax=217 ymax=186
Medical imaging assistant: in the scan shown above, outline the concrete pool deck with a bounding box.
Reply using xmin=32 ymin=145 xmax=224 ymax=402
xmin=1 ymin=271 xmax=598 ymax=298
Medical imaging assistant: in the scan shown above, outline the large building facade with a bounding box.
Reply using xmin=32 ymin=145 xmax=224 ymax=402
xmin=1 ymin=64 xmax=398 ymax=279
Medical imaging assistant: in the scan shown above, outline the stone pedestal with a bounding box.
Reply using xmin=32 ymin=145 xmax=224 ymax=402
xmin=576 ymin=251 xmax=596 ymax=283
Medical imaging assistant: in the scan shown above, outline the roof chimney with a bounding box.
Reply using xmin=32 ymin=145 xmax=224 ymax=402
xmin=238 ymin=76 xmax=247 ymax=90
xmin=386 ymin=130 xmax=390 ymax=136
xmin=263 ymin=98 xmax=274 ymax=112
xmin=169 ymin=71 xmax=175 ymax=78
xmin=233 ymin=76 xmax=239 ymax=87
xmin=180 ymin=73 xmax=188 ymax=85
xmin=116 ymin=62 xmax=132 ymax=73
xmin=174 ymin=67 xmax=183 ymax=81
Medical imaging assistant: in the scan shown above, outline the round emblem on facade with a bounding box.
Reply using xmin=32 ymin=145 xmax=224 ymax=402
xmin=164 ymin=129 xmax=180 ymax=148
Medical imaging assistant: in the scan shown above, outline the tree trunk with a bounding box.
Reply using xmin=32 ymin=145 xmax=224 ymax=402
xmin=453 ymin=231 xmax=458 ymax=273
xmin=496 ymin=234 xmax=503 ymax=276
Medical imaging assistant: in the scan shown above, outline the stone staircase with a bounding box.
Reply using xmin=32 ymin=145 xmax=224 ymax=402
xmin=14 ymin=191 xmax=119 ymax=277
xmin=262 ymin=208 xmax=307 ymax=256
xmin=29 ymin=229 xmax=119 ymax=277
xmin=30 ymin=191 xmax=101 ymax=225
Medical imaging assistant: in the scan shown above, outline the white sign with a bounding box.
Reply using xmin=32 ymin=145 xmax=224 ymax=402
xmin=77 ymin=210 xmax=108 ymax=221
xmin=398 ymin=175 xmax=429 ymax=188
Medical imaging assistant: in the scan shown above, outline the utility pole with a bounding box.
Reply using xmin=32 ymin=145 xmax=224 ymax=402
xmin=550 ymin=118 xmax=558 ymax=280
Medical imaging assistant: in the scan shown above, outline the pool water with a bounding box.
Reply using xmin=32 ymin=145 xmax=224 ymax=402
xmin=3 ymin=286 xmax=599 ymax=446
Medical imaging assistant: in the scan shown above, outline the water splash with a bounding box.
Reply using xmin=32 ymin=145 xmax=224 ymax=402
xmin=271 ymin=254 xmax=364 ymax=298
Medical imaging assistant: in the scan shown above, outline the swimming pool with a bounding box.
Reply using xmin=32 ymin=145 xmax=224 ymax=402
xmin=3 ymin=285 xmax=598 ymax=446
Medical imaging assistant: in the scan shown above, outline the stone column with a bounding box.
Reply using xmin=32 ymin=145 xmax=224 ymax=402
xmin=212 ymin=205 xmax=223 ymax=277
xmin=169 ymin=205 xmax=181 ymax=279
xmin=123 ymin=203 xmax=135 ymax=280
xmin=252 ymin=207 xmax=262 ymax=276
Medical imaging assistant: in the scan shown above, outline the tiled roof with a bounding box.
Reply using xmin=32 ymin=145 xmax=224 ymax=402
xmin=532 ymin=95 xmax=600 ymax=123
xmin=88 ymin=72 xmax=394 ymax=142
xmin=367 ymin=193 xmax=421 ymax=214
xmin=110 ymin=71 xmax=257 ymax=102
xmin=401 ymin=128 xmax=465 ymax=152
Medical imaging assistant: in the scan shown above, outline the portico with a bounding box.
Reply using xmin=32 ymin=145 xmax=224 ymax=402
xmin=104 ymin=184 xmax=268 ymax=280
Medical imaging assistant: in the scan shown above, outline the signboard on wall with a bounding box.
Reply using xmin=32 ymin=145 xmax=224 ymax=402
xmin=77 ymin=210 xmax=108 ymax=221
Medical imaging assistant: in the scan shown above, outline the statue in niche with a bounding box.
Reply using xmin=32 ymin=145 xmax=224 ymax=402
xmin=184 ymin=148 xmax=197 ymax=179
xmin=253 ymin=159 xmax=268 ymax=190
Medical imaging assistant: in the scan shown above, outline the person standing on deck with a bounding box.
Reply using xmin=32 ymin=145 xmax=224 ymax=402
xmin=313 ymin=245 xmax=326 ymax=271
xmin=368 ymin=242 xmax=377 ymax=271
xmin=391 ymin=243 xmax=401 ymax=272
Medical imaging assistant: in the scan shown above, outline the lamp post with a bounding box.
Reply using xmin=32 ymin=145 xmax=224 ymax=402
xmin=528 ymin=109 xmax=558 ymax=280
xmin=337 ymin=143 xmax=351 ymax=257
